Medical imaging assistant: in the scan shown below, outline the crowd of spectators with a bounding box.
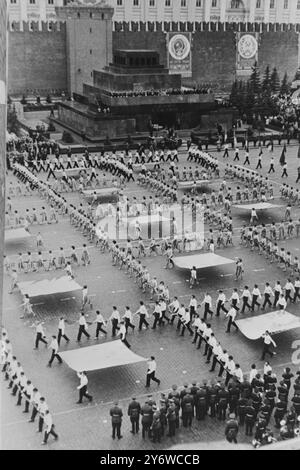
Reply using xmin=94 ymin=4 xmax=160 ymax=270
xmin=107 ymin=86 xmax=212 ymax=99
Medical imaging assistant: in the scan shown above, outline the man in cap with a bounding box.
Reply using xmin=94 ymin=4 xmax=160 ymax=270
xmin=110 ymin=401 xmax=123 ymax=440
xmin=128 ymin=397 xmax=141 ymax=435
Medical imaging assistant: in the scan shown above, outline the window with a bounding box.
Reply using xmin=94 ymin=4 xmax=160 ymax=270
xmin=117 ymin=0 xmax=123 ymax=5
xmin=270 ymin=0 xmax=275 ymax=8
xmin=29 ymin=0 xmax=36 ymax=4
xmin=149 ymin=0 xmax=155 ymax=6
xmin=297 ymin=0 xmax=300 ymax=9
xmin=212 ymin=0 xmax=217 ymax=7
xmin=165 ymin=0 xmax=171 ymax=6
xmin=10 ymin=0 xmax=17 ymax=4
xmin=284 ymin=0 xmax=288 ymax=8
xmin=196 ymin=0 xmax=202 ymax=6
xmin=231 ymin=0 xmax=241 ymax=7
xmin=48 ymin=0 xmax=54 ymax=5
xmin=133 ymin=0 xmax=139 ymax=6
xmin=90 ymin=49 xmax=92 ymax=55
xmin=256 ymin=0 xmax=261 ymax=8
xmin=181 ymin=0 xmax=187 ymax=6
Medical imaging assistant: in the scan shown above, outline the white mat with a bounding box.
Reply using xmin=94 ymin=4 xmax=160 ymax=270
xmin=60 ymin=340 xmax=147 ymax=372
xmin=236 ymin=311 xmax=300 ymax=340
xmin=18 ymin=276 xmax=82 ymax=298
xmin=233 ymin=203 xmax=283 ymax=210
xmin=173 ymin=253 xmax=235 ymax=270
xmin=5 ymin=228 xmax=32 ymax=242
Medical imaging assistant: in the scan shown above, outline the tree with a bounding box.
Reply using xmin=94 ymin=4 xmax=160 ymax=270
xmin=230 ymin=80 xmax=239 ymax=107
xmin=249 ymin=61 xmax=261 ymax=96
xmin=262 ymin=65 xmax=271 ymax=94
xmin=270 ymin=67 xmax=281 ymax=94
xmin=280 ymin=72 xmax=290 ymax=95
xmin=7 ymin=104 xmax=20 ymax=135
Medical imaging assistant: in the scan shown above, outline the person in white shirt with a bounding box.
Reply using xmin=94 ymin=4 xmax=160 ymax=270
xmin=146 ymin=356 xmax=161 ymax=388
xmin=234 ymin=364 xmax=244 ymax=383
xmin=47 ymin=336 xmax=62 ymax=367
xmin=37 ymin=397 xmax=49 ymax=433
xmin=94 ymin=310 xmax=107 ymax=339
xmin=118 ymin=321 xmax=131 ymax=349
xmin=77 ymin=313 xmax=90 ymax=342
xmin=225 ymin=355 xmax=236 ymax=386
xmin=276 ymin=294 xmax=287 ymax=311
xmin=285 ymin=279 xmax=295 ymax=303
xmin=216 ymin=290 xmax=228 ymax=317
xmin=152 ymin=302 xmax=162 ymax=330
xmin=76 ymin=371 xmax=93 ymax=404
xmin=123 ymin=306 xmax=135 ymax=333
xmin=273 ymin=281 xmax=282 ymax=307
xmin=23 ymin=379 xmax=34 ymax=413
xmin=249 ymin=364 xmax=258 ymax=386
xmin=261 ymin=331 xmax=277 ymax=360
xmin=57 ymin=317 xmax=70 ymax=346
xmin=294 ymin=277 xmax=300 ymax=302
xmin=262 ymin=283 xmax=274 ymax=310
xmin=176 ymin=304 xmax=185 ymax=332
xmin=190 ymin=267 xmax=197 ymax=288
xmin=29 ymin=388 xmax=41 ymax=423
xmin=205 ymin=333 xmax=217 ymax=364
xmin=230 ymin=289 xmax=240 ymax=310
xmin=202 ymin=293 xmax=214 ymax=320
xmin=134 ymin=301 xmax=149 ymax=331
xmin=169 ymin=297 xmax=180 ymax=325
xmin=33 ymin=322 xmax=48 ymax=349
xmin=209 ymin=342 xmax=223 ymax=373
xmin=226 ymin=308 xmax=239 ymax=333
xmin=180 ymin=308 xmax=193 ymax=337
xmin=251 ymin=285 xmax=262 ymax=312
xmin=109 ymin=306 xmax=121 ymax=337
xmin=189 ymin=295 xmax=198 ymax=317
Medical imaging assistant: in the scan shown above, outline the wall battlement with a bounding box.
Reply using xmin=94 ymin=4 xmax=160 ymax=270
xmin=8 ymin=20 xmax=300 ymax=34
xmin=113 ymin=21 xmax=300 ymax=34
xmin=9 ymin=20 xmax=66 ymax=32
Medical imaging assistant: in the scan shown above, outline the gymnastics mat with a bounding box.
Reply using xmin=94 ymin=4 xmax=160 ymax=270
xmin=18 ymin=276 xmax=82 ymax=298
xmin=173 ymin=253 xmax=235 ymax=270
xmin=232 ymin=203 xmax=283 ymax=210
xmin=5 ymin=228 xmax=32 ymax=242
xmin=60 ymin=340 xmax=147 ymax=372
xmin=236 ymin=311 xmax=300 ymax=340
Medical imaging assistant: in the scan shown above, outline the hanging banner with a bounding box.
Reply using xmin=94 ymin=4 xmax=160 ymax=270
xmin=236 ymin=33 xmax=259 ymax=76
xmin=167 ymin=32 xmax=192 ymax=78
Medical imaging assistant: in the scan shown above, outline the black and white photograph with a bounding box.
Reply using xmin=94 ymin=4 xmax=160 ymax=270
xmin=1 ymin=0 xmax=300 ymax=455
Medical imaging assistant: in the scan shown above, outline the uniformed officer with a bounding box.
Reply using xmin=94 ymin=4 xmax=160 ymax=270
xmin=166 ymin=399 xmax=177 ymax=437
xmin=128 ymin=397 xmax=141 ymax=435
xmin=196 ymin=386 xmax=207 ymax=421
xmin=244 ymin=399 xmax=256 ymax=436
xmin=225 ymin=413 xmax=239 ymax=443
xmin=181 ymin=389 xmax=194 ymax=427
xmin=110 ymin=401 xmax=123 ymax=440
xmin=217 ymin=385 xmax=229 ymax=421
xmin=141 ymin=400 xmax=153 ymax=439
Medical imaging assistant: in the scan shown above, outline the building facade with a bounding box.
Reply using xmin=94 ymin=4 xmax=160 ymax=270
xmin=8 ymin=0 xmax=300 ymax=25
xmin=8 ymin=0 xmax=64 ymax=26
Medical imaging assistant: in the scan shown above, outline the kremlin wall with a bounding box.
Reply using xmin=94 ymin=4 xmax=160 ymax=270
xmin=8 ymin=20 xmax=300 ymax=96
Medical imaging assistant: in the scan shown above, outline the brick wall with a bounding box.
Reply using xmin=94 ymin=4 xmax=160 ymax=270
xmin=259 ymin=31 xmax=299 ymax=81
xmin=191 ymin=31 xmax=237 ymax=90
xmin=7 ymin=25 xmax=299 ymax=95
xmin=8 ymin=24 xmax=67 ymax=95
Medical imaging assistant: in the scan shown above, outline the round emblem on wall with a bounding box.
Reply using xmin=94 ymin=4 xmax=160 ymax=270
xmin=169 ymin=34 xmax=191 ymax=61
xmin=238 ymin=34 xmax=258 ymax=59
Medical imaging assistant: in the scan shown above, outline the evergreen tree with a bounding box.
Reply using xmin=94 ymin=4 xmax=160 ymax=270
xmin=245 ymin=81 xmax=255 ymax=117
xmin=230 ymin=80 xmax=239 ymax=107
xmin=262 ymin=65 xmax=271 ymax=94
xmin=249 ymin=61 xmax=261 ymax=96
xmin=280 ymin=72 xmax=290 ymax=95
xmin=270 ymin=67 xmax=280 ymax=94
